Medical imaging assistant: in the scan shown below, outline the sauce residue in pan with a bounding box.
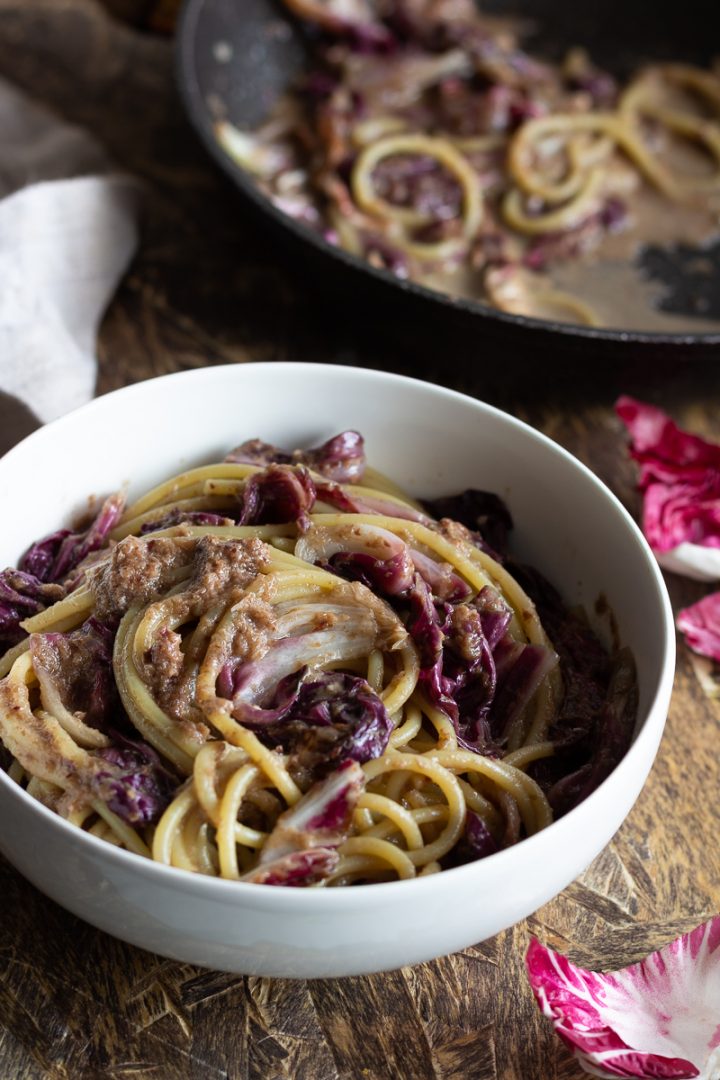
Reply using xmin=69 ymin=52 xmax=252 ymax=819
xmin=215 ymin=3 xmax=720 ymax=332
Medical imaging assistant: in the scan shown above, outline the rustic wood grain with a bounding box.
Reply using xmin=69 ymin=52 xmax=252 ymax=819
xmin=1 ymin=2 xmax=720 ymax=1077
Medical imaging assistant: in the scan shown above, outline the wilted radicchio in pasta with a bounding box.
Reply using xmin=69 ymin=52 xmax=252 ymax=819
xmin=409 ymin=574 xmax=552 ymax=754
xmin=237 ymin=465 xmax=316 ymax=531
xmin=327 ymin=549 xmax=416 ymax=596
xmin=30 ymin=616 xmax=118 ymax=730
xmin=139 ymin=510 xmax=234 ymax=534
xmin=95 ymin=735 xmax=176 ymax=827
xmin=616 ymin=396 xmax=720 ymax=579
xmin=19 ymin=491 xmax=126 ymax=585
xmin=0 ymin=569 xmax=63 ymax=650
xmin=248 ymin=671 xmax=393 ymax=774
xmin=526 ymin=916 xmax=720 ymax=1079
xmin=226 ymin=430 xmax=366 ymax=484
xmin=443 ymin=809 xmax=499 ymax=868
xmin=242 ymin=760 xmax=365 ymax=885
xmin=316 ymin=480 xmax=431 ymax=523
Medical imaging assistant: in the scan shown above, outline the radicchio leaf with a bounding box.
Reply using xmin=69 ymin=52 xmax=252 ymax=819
xmin=140 ymin=510 xmax=234 ymax=534
xmin=527 ymin=917 xmax=720 ymax=1078
xmin=30 ymin=616 xmax=118 ymax=730
xmin=295 ymin=521 xmax=415 ymax=595
xmin=676 ymin=593 xmax=720 ymax=663
xmin=261 ymin=759 xmax=364 ymax=860
xmin=256 ymin=672 xmax=393 ymax=774
xmin=328 ymin=550 xmax=416 ymax=595
xmin=226 ymin=431 xmax=366 ymax=483
xmin=409 ymin=579 xmax=508 ymax=753
xmin=241 ymin=848 xmax=340 ymax=886
xmin=315 ymin=480 xmax=432 ymax=523
xmin=19 ymin=491 xmax=126 ymax=585
xmin=616 ymin=397 xmax=720 ymax=579
xmin=237 ymin=465 xmax=316 ymax=531
xmin=0 ymin=569 xmax=63 ymax=650
xmin=95 ymin=735 xmax=176 ymax=826
xmin=241 ymin=760 xmax=365 ymax=886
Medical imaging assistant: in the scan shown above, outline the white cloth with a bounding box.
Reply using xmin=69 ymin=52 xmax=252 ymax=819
xmin=0 ymin=76 xmax=139 ymax=425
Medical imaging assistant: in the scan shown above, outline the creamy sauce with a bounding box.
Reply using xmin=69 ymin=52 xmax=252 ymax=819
xmin=552 ymin=260 xmax=720 ymax=333
xmin=237 ymin=6 xmax=720 ymax=333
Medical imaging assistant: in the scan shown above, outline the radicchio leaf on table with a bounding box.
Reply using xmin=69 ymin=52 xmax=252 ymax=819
xmin=676 ymin=592 xmax=720 ymax=663
xmin=616 ymin=396 xmax=720 ymax=580
xmin=527 ymin=916 xmax=720 ymax=1079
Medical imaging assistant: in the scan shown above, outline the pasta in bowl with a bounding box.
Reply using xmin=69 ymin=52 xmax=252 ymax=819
xmin=0 ymin=364 xmax=674 ymax=975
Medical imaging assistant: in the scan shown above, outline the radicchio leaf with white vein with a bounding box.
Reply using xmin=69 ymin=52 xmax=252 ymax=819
xmin=676 ymin=593 xmax=720 ymax=663
xmin=616 ymin=397 xmax=720 ymax=581
xmin=526 ymin=917 xmax=720 ymax=1079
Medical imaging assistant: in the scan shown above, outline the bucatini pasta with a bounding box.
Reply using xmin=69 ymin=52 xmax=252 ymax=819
xmin=215 ymin=0 xmax=720 ymax=330
xmin=0 ymin=431 xmax=637 ymax=886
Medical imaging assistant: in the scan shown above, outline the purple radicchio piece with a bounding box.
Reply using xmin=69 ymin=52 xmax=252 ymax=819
xmin=410 ymin=578 xmax=512 ymax=754
xmin=0 ymin=569 xmax=63 ymax=651
xmin=19 ymin=491 xmax=126 ymax=585
xmin=139 ymin=509 xmax=235 ymax=534
xmin=295 ymin=522 xmax=416 ymax=596
xmin=314 ymin=480 xmax=432 ymax=523
xmin=237 ymin=464 xmax=316 ymax=531
xmin=616 ymin=396 xmax=720 ymax=562
xmin=371 ymin=152 xmax=463 ymax=221
xmin=241 ymin=759 xmax=365 ymax=886
xmin=326 ymin=549 xmax=416 ymax=596
xmin=282 ymin=0 xmax=395 ymax=50
xmin=29 ymin=616 xmax=119 ymax=730
xmin=241 ymin=847 xmax=340 ymax=886
xmin=226 ymin=431 xmax=366 ymax=484
xmin=410 ymin=548 xmax=471 ymax=602
xmin=248 ymin=671 xmax=393 ymax=776
xmin=94 ymin=733 xmax=176 ymax=827
xmin=487 ymin=634 xmax=558 ymax=744
xmin=423 ymin=489 xmax=513 ymax=559
xmin=443 ymin=809 xmax=500 ymax=869
xmin=677 ymin=592 xmax=720 ymax=662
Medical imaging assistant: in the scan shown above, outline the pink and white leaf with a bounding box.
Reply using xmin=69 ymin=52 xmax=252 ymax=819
xmin=260 ymin=759 xmax=365 ymax=864
xmin=527 ymin=917 xmax=720 ymax=1079
xmin=676 ymin=593 xmax=720 ymax=663
xmin=616 ymin=397 xmax=720 ymax=579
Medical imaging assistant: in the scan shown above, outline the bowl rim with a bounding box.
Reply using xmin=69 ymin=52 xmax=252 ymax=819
xmin=0 ymin=362 xmax=676 ymax=908
xmin=175 ymin=0 xmax=720 ymax=349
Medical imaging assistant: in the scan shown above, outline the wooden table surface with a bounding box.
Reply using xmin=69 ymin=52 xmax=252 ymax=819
xmin=1 ymin=2 xmax=719 ymax=1077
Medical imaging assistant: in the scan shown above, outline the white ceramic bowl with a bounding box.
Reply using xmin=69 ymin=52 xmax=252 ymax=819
xmin=0 ymin=363 xmax=674 ymax=977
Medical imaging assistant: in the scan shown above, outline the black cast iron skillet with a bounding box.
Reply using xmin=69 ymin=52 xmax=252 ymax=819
xmin=177 ymin=0 xmax=720 ymax=357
